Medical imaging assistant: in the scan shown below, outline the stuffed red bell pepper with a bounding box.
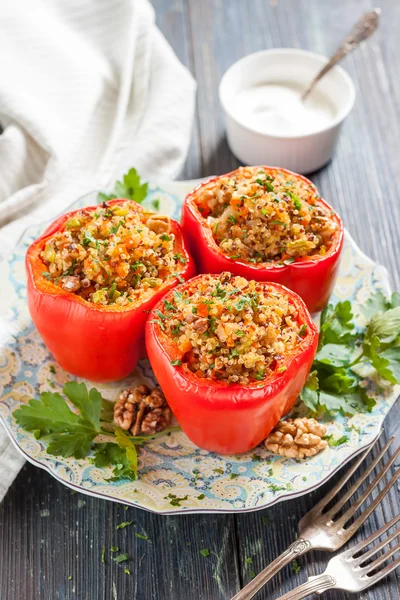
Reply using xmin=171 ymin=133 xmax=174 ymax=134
xmin=181 ymin=166 xmax=344 ymax=313
xmin=146 ymin=272 xmax=318 ymax=454
xmin=26 ymin=199 xmax=195 ymax=382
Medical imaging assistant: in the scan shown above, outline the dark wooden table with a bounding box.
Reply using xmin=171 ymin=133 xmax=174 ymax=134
xmin=1 ymin=1 xmax=400 ymax=598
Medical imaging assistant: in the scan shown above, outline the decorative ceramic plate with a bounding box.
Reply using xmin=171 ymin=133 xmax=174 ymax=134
xmin=0 ymin=180 xmax=398 ymax=514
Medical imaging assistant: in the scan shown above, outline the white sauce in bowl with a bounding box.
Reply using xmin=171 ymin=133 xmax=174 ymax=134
xmin=231 ymin=82 xmax=336 ymax=136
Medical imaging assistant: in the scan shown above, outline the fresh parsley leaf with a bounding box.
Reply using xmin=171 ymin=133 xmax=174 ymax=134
xmin=135 ymin=532 xmax=149 ymax=540
xmin=360 ymin=291 xmax=391 ymax=320
xmin=379 ymin=347 xmax=400 ymax=382
xmin=98 ymin=168 xmax=147 ymax=204
xmin=92 ymin=442 xmax=137 ymax=481
xmin=315 ymin=344 xmax=354 ymax=367
xmin=13 ymin=386 xmax=101 ymax=459
xmin=319 ymin=301 xmax=356 ymax=347
xmin=114 ymin=429 xmax=138 ymax=479
xmin=200 ymin=549 xmax=210 ymax=557
xmin=365 ymin=307 xmax=400 ymax=344
xmin=63 ymin=381 xmax=102 ymax=430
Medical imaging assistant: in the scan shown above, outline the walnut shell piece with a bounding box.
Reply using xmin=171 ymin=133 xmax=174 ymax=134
xmin=113 ymin=384 xmax=171 ymax=436
xmin=264 ymin=417 xmax=328 ymax=459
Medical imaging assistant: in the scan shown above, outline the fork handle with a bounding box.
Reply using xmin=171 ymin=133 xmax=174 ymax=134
xmin=274 ymin=574 xmax=337 ymax=599
xmin=230 ymin=539 xmax=312 ymax=600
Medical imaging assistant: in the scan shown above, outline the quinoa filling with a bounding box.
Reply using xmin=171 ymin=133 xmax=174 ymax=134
xmin=193 ymin=166 xmax=338 ymax=263
xmin=40 ymin=201 xmax=187 ymax=306
xmin=156 ymin=273 xmax=308 ymax=385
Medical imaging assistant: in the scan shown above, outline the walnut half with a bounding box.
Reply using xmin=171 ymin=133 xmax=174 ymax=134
xmin=114 ymin=384 xmax=171 ymax=436
xmin=264 ymin=417 xmax=328 ymax=459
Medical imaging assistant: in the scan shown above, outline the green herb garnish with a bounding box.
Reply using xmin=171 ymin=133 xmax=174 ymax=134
xmin=114 ymin=553 xmax=129 ymax=564
xmin=98 ymin=168 xmax=148 ymax=204
xmin=116 ymin=521 xmax=133 ymax=530
xmin=200 ymin=549 xmax=210 ymax=557
xmin=300 ymin=293 xmax=400 ymax=417
xmin=291 ymin=559 xmax=301 ymax=574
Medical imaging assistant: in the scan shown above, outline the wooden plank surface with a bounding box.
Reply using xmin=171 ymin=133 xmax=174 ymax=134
xmin=1 ymin=1 xmax=400 ymax=599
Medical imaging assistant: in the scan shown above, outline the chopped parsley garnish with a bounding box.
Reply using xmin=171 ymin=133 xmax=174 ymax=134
xmin=251 ymin=454 xmax=261 ymax=462
xmin=161 ymin=234 xmax=172 ymax=242
xmin=173 ymin=253 xmax=187 ymax=264
xmin=116 ymin=521 xmax=133 ymax=529
xmin=200 ymin=549 xmax=210 ymax=557
xmin=135 ymin=532 xmax=149 ymax=540
xmin=229 ymin=473 xmax=239 ymax=480
xmin=163 ymin=300 xmax=176 ymax=312
xmin=165 ymin=493 xmax=189 ymax=507
xmin=114 ymin=553 xmax=129 ymax=564
xmin=324 ymin=435 xmax=349 ymax=447
xmin=170 ymin=359 xmax=182 ymax=366
xmin=152 ymin=199 xmax=160 ymax=211
xmin=291 ymin=559 xmax=301 ymax=574
xmin=228 ymin=214 xmax=236 ymax=225
xmin=197 ymin=494 xmax=205 ymax=500
xmin=213 ymin=468 xmax=224 ymax=475
xmin=299 ymin=324 xmax=308 ymax=337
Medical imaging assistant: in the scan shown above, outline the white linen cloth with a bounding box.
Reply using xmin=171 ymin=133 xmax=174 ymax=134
xmin=0 ymin=0 xmax=196 ymax=501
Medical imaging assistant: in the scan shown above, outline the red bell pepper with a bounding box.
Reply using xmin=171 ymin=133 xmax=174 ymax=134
xmin=26 ymin=200 xmax=195 ymax=382
xmin=146 ymin=275 xmax=318 ymax=454
xmin=181 ymin=167 xmax=344 ymax=313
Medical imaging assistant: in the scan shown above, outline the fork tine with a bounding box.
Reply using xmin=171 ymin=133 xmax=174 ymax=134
xmin=323 ymin=436 xmax=395 ymax=520
xmin=339 ymin=466 xmax=400 ymax=536
xmin=352 ymin=523 xmax=400 ymax=567
xmin=362 ymin=538 xmax=400 ymax=574
xmin=344 ymin=513 xmax=400 ymax=557
xmin=365 ymin=555 xmax=400 ymax=587
xmin=310 ymin=433 xmax=385 ymax=515
xmin=333 ymin=444 xmax=400 ymax=526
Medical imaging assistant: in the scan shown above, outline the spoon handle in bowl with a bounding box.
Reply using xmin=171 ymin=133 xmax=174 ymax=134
xmin=302 ymin=8 xmax=380 ymax=101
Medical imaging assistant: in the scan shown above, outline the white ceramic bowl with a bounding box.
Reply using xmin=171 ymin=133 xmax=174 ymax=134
xmin=219 ymin=48 xmax=356 ymax=174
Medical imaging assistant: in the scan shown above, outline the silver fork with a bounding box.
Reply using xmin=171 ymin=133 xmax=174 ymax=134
xmin=275 ymin=513 xmax=400 ymax=599
xmin=231 ymin=435 xmax=400 ymax=600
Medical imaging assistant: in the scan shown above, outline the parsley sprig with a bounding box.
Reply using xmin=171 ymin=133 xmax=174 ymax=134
xmin=300 ymin=292 xmax=400 ymax=416
xmin=98 ymin=168 xmax=148 ymax=204
xmin=13 ymin=382 xmax=179 ymax=482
